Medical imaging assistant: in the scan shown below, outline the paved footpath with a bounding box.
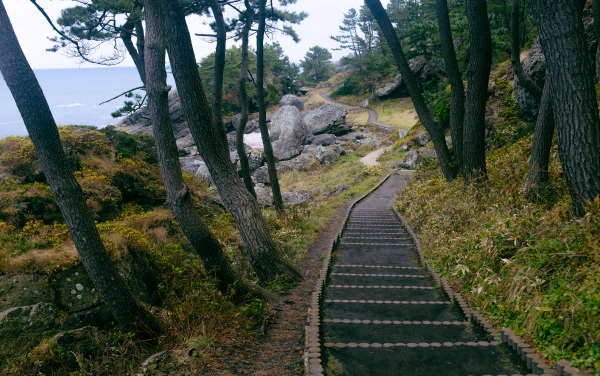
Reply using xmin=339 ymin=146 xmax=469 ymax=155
xmin=318 ymin=174 xmax=529 ymax=375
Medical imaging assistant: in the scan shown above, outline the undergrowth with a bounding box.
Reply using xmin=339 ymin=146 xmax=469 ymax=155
xmin=396 ymin=136 xmax=600 ymax=373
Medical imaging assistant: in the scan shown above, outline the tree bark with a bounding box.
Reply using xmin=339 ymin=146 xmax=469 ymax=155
xmin=510 ymin=0 xmax=543 ymax=102
xmin=121 ymin=18 xmax=146 ymax=85
xmin=525 ymin=76 xmax=555 ymax=197
xmin=159 ymin=0 xmax=302 ymax=282
xmin=237 ymin=0 xmax=257 ymax=198
xmin=143 ymin=0 xmax=243 ymax=295
xmin=208 ymin=0 xmax=233 ymax=152
xmin=594 ymin=0 xmax=600 ymax=78
xmin=135 ymin=19 xmax=145 ymax=80
xmin=435 ymin=0 xmax=465 ymax=172
xmin=0 ymin=0 xmax=161 ymax=335
xmin=365 ymin=0 xmax=457 ymax=182
xmin=532 ymin=0 xmax=600 ymax=217
xmin=462 ymin=0 xmax=492 ymax=185
xmin=256 ymin=0 xmax=285 ymax=214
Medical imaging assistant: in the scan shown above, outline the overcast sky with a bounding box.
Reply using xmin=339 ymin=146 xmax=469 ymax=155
xmin=4 ymin=0 xmax=390 ymax=70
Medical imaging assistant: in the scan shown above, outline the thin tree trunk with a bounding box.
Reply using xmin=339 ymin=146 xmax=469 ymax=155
xmin=143 ymin=0 xmax=243 ymax=295
xmin=0 ymin=0 xmax=161 ymax=335
xmin=121 ymin=18 xmax=146 ymax=85
xmin=525 ymin=76 xmax=555 ymax=198
xmin=463 ymin=0 xmax=493 ymax=185
xmin=532 ymin=0 xmax=600 ymax=217
xmin=510 ymin=0 xmax=543 ymax=102
xmin=257 ymin=0 xmax=284 ymax=214
xmin=135 ymin=19 xmax=145 ymax=80
xmin=208 ymin=0 xmax=233 ymax=152
xmin=594 ymin=0 xmax=600 ymax=79
xmin=159 ymin=0 xmax=302 ymax=282
xmin=237 ymin=0 xmax=257 ymax=198
xmin=365 ymin=0 xmax=457 ymax=182
xmin=435 ymin=0 xmax=465 ymax=172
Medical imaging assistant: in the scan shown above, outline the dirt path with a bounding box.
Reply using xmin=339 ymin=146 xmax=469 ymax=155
xmin=359 ymin=146 xmax=392 ymax=167
xmin=315 ymin=175 xmax=529 ymax=375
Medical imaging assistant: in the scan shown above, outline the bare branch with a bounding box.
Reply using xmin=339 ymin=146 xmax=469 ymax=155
xmin=99 ymin=86 xmax=145 ymax=105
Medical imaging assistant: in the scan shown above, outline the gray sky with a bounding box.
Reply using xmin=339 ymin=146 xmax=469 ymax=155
xmin=4 ymin=0 xmax=389 ymax=70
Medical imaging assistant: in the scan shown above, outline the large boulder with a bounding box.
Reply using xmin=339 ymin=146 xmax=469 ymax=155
xmin=374 ymin=56 xmax=429 ymax=99
xmin=276 ymin=155 xmax=316 ymax=173
xmin=232 ymin=114 xmax=260 ymax=134
xmin=303 ymin=104 xmax=351 ymax=136
xmin=255 ymin=186 xmax=273 ymax=206
xmin=195 ymin=163 xmax=214 ymax=186
xmin=402 ymin=149 xmax=420 ymax=169
xmin=311 ymin=134 xmax=337 ymax=147
xmin=279 ymin=94 xmax=304 ymax=111
xmin=270 ymin=106 xmax=308 ymax=161
xmin=252 ymin=166 xmax=270 ymax=184
xmin=304 ymin=145 xmax=345 ymax=165
xmin=514 ymin=40 xmax=546 ymax=116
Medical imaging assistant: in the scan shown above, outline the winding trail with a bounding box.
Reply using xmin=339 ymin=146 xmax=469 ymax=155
xmin=310 ymin=174 xmax=531 ymax=376
xmin=319 ymin=92 xmax=399 ymax=167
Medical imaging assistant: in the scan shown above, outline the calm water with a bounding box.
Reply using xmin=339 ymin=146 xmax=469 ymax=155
xmin=0 ymin=67 xmax=175 ymax=138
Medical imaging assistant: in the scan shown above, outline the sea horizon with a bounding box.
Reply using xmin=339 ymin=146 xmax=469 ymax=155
xmin=0 ymin=66 xmax=175 ymax=139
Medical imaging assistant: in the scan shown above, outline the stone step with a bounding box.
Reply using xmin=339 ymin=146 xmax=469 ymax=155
xmin=323 ymin=319 xmax=478 ymax=345
xmin=329 ymin=273 xmax=433 ymax=287
xmin=322 ymin=343 xmax=526 ymax=376
xmin=335 ymin=247 xmax=419 ymax=267
xmin=323 ymin=300 xmax=461 ymax=322
xmin=325 ymin=284 xmax=444 ymax=301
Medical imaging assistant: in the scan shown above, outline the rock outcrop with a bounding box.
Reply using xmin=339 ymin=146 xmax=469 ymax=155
xmin=279 ymin=94 xmax=304 ymax=111
xmin=513 ymin=40 xmax=546 ymax=116
xmin=303 ymin=103 xmax=351 ymax=136
xmin=374 ymin=55 xmax=438 ymax=99
xmin=270 ymin=105 xmax=308 ymax=161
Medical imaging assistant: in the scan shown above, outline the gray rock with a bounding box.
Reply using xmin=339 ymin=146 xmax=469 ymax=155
xmin=252 ymin=166 xmax=270 ymax=184
xmin=247 ymin=150 xmax=264 ymax=171
xmin=416 ymin=131 xmax=430 ymax=146
xmin=339 ymin=133 xmax=357 ymax=142
xmin=323 ymin=184 xmax=350 ymax=198
xmin=374 ymin=56 xmax=429 ymax=99
xmin=514 ymin=40 xmax=546 ymax=116
xmin=355 ymin=132 xmax=365 ymax=140
xmin=298 ymin=86 xmax=311 ymax=95
xmin=359 ymin=98 xmax=370 ymax=108
xmin=303 ymin=104 xmax=351 ymax=136
xmin=403 ymin=149 xmax=420 ymax=168
xmin=279 ymin=94 xmax=304 ymax=111
xmin=53 ymin=326 xmax=106 ymax=363
xmin=195 ymin=163 xmax=214 ymax=186
xmin=56 ymin=266 xmax=102 ymax=313
xmin=419 ymin=147 xmax=437 ymax=158
xmin=270 ymin=106 xmax=308 ymax=161
xmin=232 ymin=115 xmax=260 ymax=134
xmin=255 ymin=186 xmax=273 ymax=206
xmin=0 ymin=275 xmax=54 ymax=312
xmin=276 ymin=155 xmax=315 ymax=173
xmin=375 ymin=74 xmax=404 ymax=98
xmin=311 ymin=134 xmax=337 ymax=147
xmin=304 ymin=145 xmax=345 ymax=165
xmin=180 ymin=157 xmax=204 ymax=174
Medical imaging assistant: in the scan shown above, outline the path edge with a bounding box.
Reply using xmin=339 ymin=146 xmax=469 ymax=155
xmin=303 ymin=172 xmax=393 ymax=376
xmin=392 ymin=208 xmax=578 ymax=376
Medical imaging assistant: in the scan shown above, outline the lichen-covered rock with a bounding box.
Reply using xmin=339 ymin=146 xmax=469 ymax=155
xmin=270 ymin=106 xmax=308 ymax=161
xmin=56 ymin=266 xmax=102 ymax=313
xmin=419 ymin=147 xmax=437 ymax=158
xmin=195 ymin=163 xmax=214 ymax=186
xmin=279 ymin=94 xmax=304 ymax=111
xmin=252 ymin=166 xmax=270 ymax=185
xmin=416 ymin=131 xmax=430 ymax=146
xmin=180 ymin=156 xmax=204 ymax=174
xmin=277 ymin=155 xmax=316 ymax=173
xmin=375 ymin=56 xmax=429 ymax=99
xmin=311 ymin=134 xmax=337 ymax=147
xmin=514 ymin=40 xmax=546 ymax=116
xmin=303 ymin=104 xmax=351 ymax=136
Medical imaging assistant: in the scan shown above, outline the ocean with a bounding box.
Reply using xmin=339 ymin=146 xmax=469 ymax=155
xmin=0 ymin=67 xmax=175 ymax=139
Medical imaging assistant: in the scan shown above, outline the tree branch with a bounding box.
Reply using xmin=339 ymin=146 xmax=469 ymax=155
xmin=99 ymin=86 xmax=145 ymax=105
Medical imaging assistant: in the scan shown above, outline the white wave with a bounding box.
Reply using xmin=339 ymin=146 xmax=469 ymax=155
xmin=57 ymin=103 xmax=83 ymax=108
xmin=0 ymin=121 xmax=17 ymax=125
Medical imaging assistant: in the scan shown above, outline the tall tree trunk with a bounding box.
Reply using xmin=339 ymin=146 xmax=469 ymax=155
xmin=257 ymin=0 xmax=284 ymax=214
xmin=237 ymin=0 xmax=257 ymax=198
xmin=510 ymin=0 xmax=543 ymax=102
xmin=531 ymin=0 xmax=600 ymax=217
xmin=594 ymin=0 xmax=600 ymax=79
xmin=135 ymin=19 xmax=145 ymax=79
xmin=0 ymin=0 xmax=161 ymax=335
xmin=143 ymin=0 xmax=242 ymax=295
xmin=208 ymin=0 xmax=233 ymax=152
xmin=365 ymin=0 xmax=457 ymax=182
xmin=435 ymin=0 xmax=465 ymax=172
xmin=462 ymin=0 xmax=492 ymax=185
xmin=525 ymin=76 xmax=555 ymax=197
xmin=121 ymin=18 xmax=146 ymax=85
xmin=159 ymin=0 xmax=302 ymax=282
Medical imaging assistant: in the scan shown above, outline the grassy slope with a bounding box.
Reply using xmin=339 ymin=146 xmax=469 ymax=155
xmin=0 ymin=124 xmax=404 ymax=375
xmin=396 ymin=64 xmax=600 ymax=373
